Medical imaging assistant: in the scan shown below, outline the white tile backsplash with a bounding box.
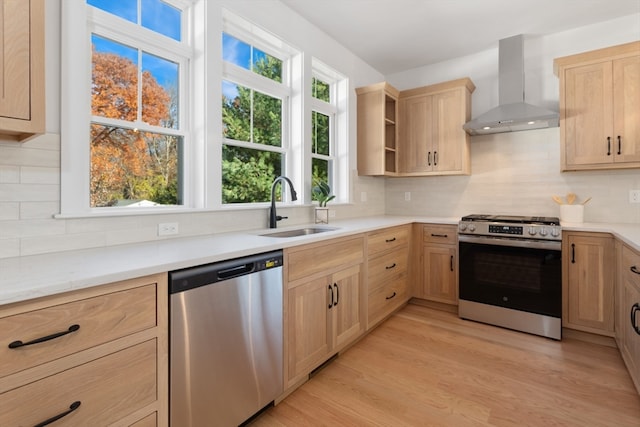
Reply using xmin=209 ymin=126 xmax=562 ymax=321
xmin=385 ymin=128 xmax=640 ymax=223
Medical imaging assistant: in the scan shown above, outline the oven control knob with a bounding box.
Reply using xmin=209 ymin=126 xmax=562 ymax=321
xmin=468 ymin=224 xmax=476 ymax=232
xmin=528 ymin=227 xmax=537 ymax=235
xmin=539 ymin=228 xmax=548 ymax=236
xmin=459 ymin=223 xmax=467 ymax=231
xmin=551 ymin=228 xmax=560 ymax=237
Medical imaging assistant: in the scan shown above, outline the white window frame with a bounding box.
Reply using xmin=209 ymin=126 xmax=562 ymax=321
xmin=310 ymin=58 xmax=349 ymax=205
xmin=60 ymin=1 xmax=196 ymax=217
xmin=220 ymin=10 xmax=300 ymax=207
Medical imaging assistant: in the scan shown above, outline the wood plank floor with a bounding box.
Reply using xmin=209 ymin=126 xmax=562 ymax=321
xmin=252 ymin=304 xmax=640 ymax=427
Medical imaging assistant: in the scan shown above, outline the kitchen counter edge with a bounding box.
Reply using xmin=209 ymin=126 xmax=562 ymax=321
xmin=1 ymin=216 xmax=637 ymax=306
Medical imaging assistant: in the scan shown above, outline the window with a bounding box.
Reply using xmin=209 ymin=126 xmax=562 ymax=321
xmin=310 ymin=61 xmax=347 ymax=204
xmin=221 ymin=27 xmax=293 ymax=205
xmin=61 ymin=4 xmax=349 ymax=216
xmin=61 ymin=0 xmax=191 ymax=214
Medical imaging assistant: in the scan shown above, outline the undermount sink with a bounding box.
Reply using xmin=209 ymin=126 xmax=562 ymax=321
xmin=260 ymin=226 xmax=339 ymax=238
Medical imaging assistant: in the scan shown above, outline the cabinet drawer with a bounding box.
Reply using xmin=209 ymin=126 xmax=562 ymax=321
xmin=368 ymin=276 xmax=407 ymax=326
xmin=287 ymin=236 xmax=364 ymax=282
xmin=423 ymin=224 xmax=457 ymax=245
xmin=368 ymin=249 xmax=408 ymax=292
xmin=0 ymin=339 xmax=157 ymax=426
xmin=132 ymin=413 xmax=157 ymax=427
xmin=368 ymin=225 xmax=409 ymax=256
xmin=622 ymin=244 xmax=640 ymax=284
xmin=0 ymin=284 xmax=157 ymax=379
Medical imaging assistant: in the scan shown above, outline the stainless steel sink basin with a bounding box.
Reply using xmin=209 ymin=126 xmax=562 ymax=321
xmin=260 ymin=227 xmax=338 ymax=238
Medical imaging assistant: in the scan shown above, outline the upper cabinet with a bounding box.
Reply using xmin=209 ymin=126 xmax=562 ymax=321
xmin=554 ymin=42 xmax=640 ymax=171
xmin=356 ymin=78 xmax=474 ymax=177
xmin=0 ymin=0 xmax=45 ymax=141
xmin=356 ymin=82 xmax=399 ymax=176
xmin=398 ymin=78 xmax=474 ymax=176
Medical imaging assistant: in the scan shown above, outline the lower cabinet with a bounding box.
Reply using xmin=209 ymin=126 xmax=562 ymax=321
xmin=366 ymin=225 xmax=411 ymax=329
xmin=0 ymin=273 xmax=168 ymax=426
xmin=617 ymin=243 xmax=640 ymax=394
xmin=284 ymin=236 xmax=365 ymax=388
xmin=563 ymin=232 xmax=615 ymax=335
xmin=414 ymin=224 xmax=458 ymax=305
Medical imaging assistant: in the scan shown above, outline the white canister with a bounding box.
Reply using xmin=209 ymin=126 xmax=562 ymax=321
xmin=560 ymin=204 xmax=584 ymax=223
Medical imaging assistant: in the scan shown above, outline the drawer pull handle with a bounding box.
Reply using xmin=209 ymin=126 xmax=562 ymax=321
xmin=618 ymin=135 xmax=622 ymax=155
xmin=8 ymin=324 xmax=80 ymax=349
xmin=431 ymin=233 xmax=448 ymax=238
xmin=34 ymin=401 xmax=81 ymax=427
xmin=607 ymin=136 xmax=611 ymax=155
xmin=385 ymin=263 xmax=397 ymax=270
xmin=385 ymin=237 xmax=396 ymax=243
xmin=631 ymin=266 xmax=640 ymax=275
xmin=334 ymin=283 xmax=339 ymax=306
xmin=571 ymin=243 xmax=576 ymax=264
xmin=328 ymin=285 xmax=333 ymax=309
xmin=632 ymin=303 xmax=640 ymax=336
xmin=385 ymin=291 xmax=397 ymax=300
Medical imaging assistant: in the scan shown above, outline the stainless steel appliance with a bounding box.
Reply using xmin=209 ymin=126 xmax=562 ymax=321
xmin=169 ymin=251 xmax=284 ymax=426
xmin=458 ymin=214 xmax=562 ymax=340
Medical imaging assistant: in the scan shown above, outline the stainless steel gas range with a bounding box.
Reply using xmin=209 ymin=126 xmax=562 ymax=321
xmin=458 ymin=214 xmax=562 ymax=340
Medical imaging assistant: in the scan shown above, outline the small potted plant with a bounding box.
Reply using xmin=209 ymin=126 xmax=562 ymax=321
xmin=312 ymin=181 xmax=335 ymax=224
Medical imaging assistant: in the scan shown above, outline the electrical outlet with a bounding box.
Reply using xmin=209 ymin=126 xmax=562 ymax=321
xmin=630 ymin=190 xmax=640 ymax=204
xmin=404 ymin=192 xmax=411 ymax=201
xmin=158 ymin=222 xmax=179 ymax=236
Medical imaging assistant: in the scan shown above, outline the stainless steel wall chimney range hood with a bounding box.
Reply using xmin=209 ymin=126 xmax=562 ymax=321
xmin=463 ymin=34 xmax=559 ymax=135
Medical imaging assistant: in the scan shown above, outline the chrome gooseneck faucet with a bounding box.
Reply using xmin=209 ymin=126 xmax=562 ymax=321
xmin=269 ymin=176 xmax=298 ymax=228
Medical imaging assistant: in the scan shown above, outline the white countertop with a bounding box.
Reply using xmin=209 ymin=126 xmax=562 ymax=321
xmin=1 ymin=215 xmax=638 ymax=306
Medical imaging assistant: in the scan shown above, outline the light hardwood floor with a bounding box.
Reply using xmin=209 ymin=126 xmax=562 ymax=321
xmin=253 ymin=304 xmax=640 ymax=427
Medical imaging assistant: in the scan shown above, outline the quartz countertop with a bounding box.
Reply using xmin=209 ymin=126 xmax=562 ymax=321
xmin=1 ymin=215 xmax=638 ymax=306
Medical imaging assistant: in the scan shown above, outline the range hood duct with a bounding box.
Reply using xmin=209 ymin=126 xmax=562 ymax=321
xmin=463 ymin=34 xmax=559 ymax=135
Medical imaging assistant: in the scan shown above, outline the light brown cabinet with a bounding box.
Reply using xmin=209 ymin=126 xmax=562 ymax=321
xmin=0 ymin=0 xmax=45 ymax=141
xmin=399 ymin=78 xmax=474 ymax=176
xmin=554 ymin=42 xmax=640 ymax=171
xmin=366 ymin=225 xmax=410 ymax=329
xmin=356 ymin=82 xmax=399 ymax=176
xmin=284 ymin=236 xmax=365 ymax=387
xmin=562 ymin=232 xmax=615 ymax=335
xmin=617 ymin=243 xmax=640 ymax=394
xmin=0 ymin=273 xmax=168 ymax=426
xmin=415 ymin=224 xmax=458 ymax=305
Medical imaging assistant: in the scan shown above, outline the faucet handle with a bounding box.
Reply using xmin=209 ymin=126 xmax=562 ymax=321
xmin=276 ymin=215 xmax=288 ymax=221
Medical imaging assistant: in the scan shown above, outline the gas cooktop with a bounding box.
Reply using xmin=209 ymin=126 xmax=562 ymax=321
xmin=460 ymin=214 xmax=560 ymax=226
xmin=459 ymin=214 xmax=562 ymax=241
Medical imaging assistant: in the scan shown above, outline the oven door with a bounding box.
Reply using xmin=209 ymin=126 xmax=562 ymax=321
xmin=458 ymin=235 xmax=562 ymax=318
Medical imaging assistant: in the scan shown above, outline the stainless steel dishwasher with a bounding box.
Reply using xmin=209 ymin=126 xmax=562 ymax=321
xmin=169 ymin=250 xmax=283 ymax=426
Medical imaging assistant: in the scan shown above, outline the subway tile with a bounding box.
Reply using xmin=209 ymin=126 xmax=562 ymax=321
xmin=0 ymin=203 xmax=19 ymax=220
xmin=21 ymin=167 xmax=60 ymax=185
xmin=0 ymin=184 xmax=59 ymax=202
xmin=0 ymin=166 xmax=20 ymax=183
xmin=20 ymin=202 xmax=59 ymax=219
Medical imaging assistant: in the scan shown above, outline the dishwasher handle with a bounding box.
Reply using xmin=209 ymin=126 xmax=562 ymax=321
xmin=217 ymin=263 xmax=254 ymax=280
xmin=169 ymin=250 xmax=283 ymax=294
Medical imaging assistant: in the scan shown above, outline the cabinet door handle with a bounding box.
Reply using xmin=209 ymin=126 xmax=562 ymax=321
xmin=34 ymin=401 xmax=81 ymax=427
xmin=385 ymin=291 xmax=397 ymax=300
xmin=385 ymin=237 xmax=396 ymax=243
xmin=617 ymin=135 xmax=621 ymax=155
xmin=434 ymin=151 xmax=438 ymax=166
xmin=333 ymin=283 xmax=339 ymax=306
xmin=328 ymin=285 xmax=333 ymax=309
xmin=427 ymin=152 xmax=432 ymax=166
xmin=8 ymin=324 xmax=80 ymax=349
xmin=385 ymin=263 xmax=397 ymax=270
xmin=631 ymin=266 xmax=640 ymax=275
xmin=631 ymin=303 xmax=640 ymax=336
xmin=571 ymin=243 xmax=576 ymax=263
xmin=450 ymin=255 xmax=454 ymax=272
xmin=431 ymin=233 xmax=448 ymax=238
xmin=607 ymin=136 xmax=611 ymax=155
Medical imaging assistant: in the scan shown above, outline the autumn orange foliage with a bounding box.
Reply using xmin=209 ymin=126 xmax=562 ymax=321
xmin=90 ymin=50 xmax=175 ymax=207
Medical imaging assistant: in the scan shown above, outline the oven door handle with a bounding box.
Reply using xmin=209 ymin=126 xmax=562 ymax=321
xmin=458 ymin=234 xmax=561 ymax=251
